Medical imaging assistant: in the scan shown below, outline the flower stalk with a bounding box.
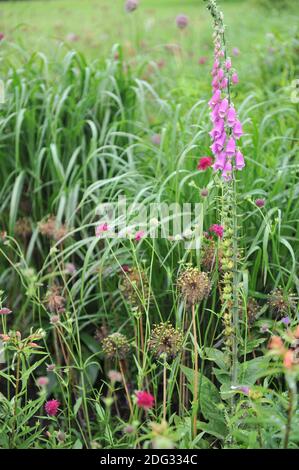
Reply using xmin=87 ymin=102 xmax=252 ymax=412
xmin=204 ymin=0 xmax=244 ymax=387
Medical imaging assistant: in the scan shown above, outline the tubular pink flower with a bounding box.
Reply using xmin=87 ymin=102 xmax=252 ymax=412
xmin=212 ymin=152 xmax=226 ymax=170
xmin=208 ymin=89 xmax=221 ymax=108
xmin=225 ymin=58 xmax=231 ymax=69
xmin=218 ymin=98 xmax=229 ymax=118
xmin=233 ymin=121 xmax=243 ymax=139
xmin=220 ymin=78 xmax=228 ymax=89
xmin=227 ymin=107 xmax=237 ymax=127
xmin=235 ymin=150 xmax=245 ymax=170
xmin=225 ymin=137 xmax=236 ymax=156
xmin=217 ymin=68 xmax=224 ymax=80
xmin=222 ymin=160 xmax=233 ymax=181
xmin=232 ymin=72 xmax=239 ymax=84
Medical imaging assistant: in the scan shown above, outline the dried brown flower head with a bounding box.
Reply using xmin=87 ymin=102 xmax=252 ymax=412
xmin=45 ymin=284 xmax=66 ymax=314
xmin=201 ymin=240 xmax=223 ymax=272
xmin=244 ymin=298 xmax=260 ymax=325
xmin=95 ymin=325 xmax=108 ymax=342
xmin=177 ymin=266 xmax=211 ymax=305
xmin=14 ymin=217 xmax=32 ymax=238
xmin=38 ymin=215 xmax=68 ymax=242
xmin=148 ymin=322 xmax=184 ymax=361
xmin=268 ymin=288 xmax=296 ymax=317
xmin=120 ymin=267 xmax=149 ymax=309
xmin=101 ymin=332 xmax=130 ymax=360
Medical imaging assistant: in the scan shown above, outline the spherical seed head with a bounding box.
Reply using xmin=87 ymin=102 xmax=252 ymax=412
xmin=120 ymin=267 xmax=149 ymax=309
xmin=268 ymin=288 xmax=296 ymax=317
xmin=177 ymin=266 xmax=211 ymax=305
xmin=148 ymin=322 xmax=184 ymax=361
xmin=101 ymin=332 xmax=130 ymax=360
xmin=45 ymin=284 xmax=65 ymax=314
xmin=14 ymin=217 xmax=32 ymax=238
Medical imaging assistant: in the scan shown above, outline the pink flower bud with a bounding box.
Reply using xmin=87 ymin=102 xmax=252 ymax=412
xmin=232 ymin=72 xmax=239 ymax=84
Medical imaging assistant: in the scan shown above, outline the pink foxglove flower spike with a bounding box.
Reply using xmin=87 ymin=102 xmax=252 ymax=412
xmin=208 ymin=26 xmax=245 ymax=180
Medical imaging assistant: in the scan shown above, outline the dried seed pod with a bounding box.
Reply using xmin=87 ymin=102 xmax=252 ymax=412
xmin=44 ymin=284 xmax=66 ymax=314
xmin=101 ymin=333 xmax=130 ymax=360
xmin=120 ymin=267 xmax=149 ymax=309
xmin=14 ymin=217 xmax=32 ymax=238
xmin=148 ymin=322 xmax=184 ymax=361
xmin=38 ymin=215 xmax=68 ymax=242
xmin=268 ymin=288 xmax=296 ymax=317
xmin=177 ymin=266 xmax=211 ymax=305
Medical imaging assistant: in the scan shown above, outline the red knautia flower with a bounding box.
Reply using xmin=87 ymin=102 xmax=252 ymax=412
xmin=176 ymin=14 xmax=189 ymax=29
xmin=95 ymin=222 xmax=109 ymax=236
xmin=135 ymin=230 xmax=145 ymax=241
xmin=197 ymin=156 xmax=213 ymax=171
xmin=121 ymin=264 xmax=130 ymax=273
xmin=0 ymin=33 xmax=5 ymax=41
xmin=0 ymin=307 xmax=12 ymax=315
xmin=45 ymin=399 xmax=60 ymax=416
xmin=209 ymin=224 xmax=224 ymax=239
xmin=255 ymin=198 xmax=265 ymax=208
xmin=135 ymin=390 xmax=155 ymax=409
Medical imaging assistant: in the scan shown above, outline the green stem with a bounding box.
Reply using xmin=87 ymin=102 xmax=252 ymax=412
xmin=11 ymin=352 xmax=21 ymax=447
xmin=284 ymin=385 xmax=295 ymax=449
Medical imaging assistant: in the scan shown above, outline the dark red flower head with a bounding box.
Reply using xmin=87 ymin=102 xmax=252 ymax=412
xmin=45 ymin=399 xmax=60 ymax=417
xmin=135 ymin=391 xmax=155 ymax=410
xmin=197 ymin=156 xmax=213 ymax=171
xmin=209 ymin=224 xmax=224 ymax=239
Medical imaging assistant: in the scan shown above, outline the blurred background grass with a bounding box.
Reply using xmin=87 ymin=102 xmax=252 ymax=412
xmin=1 ymin=0 xmax=298 ymax=69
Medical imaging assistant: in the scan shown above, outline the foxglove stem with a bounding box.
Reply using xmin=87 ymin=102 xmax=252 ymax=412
xmin=205 ymin=0 xmax=241 ymax=389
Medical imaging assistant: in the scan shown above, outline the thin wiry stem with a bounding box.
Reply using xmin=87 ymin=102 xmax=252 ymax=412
xmin=119 ymin=359 xmax=133 ymax=418
xmin=192 ymin=303 xmax=198 ymax=438
xmin=163 ymin=360 xmax=167 ymax=422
